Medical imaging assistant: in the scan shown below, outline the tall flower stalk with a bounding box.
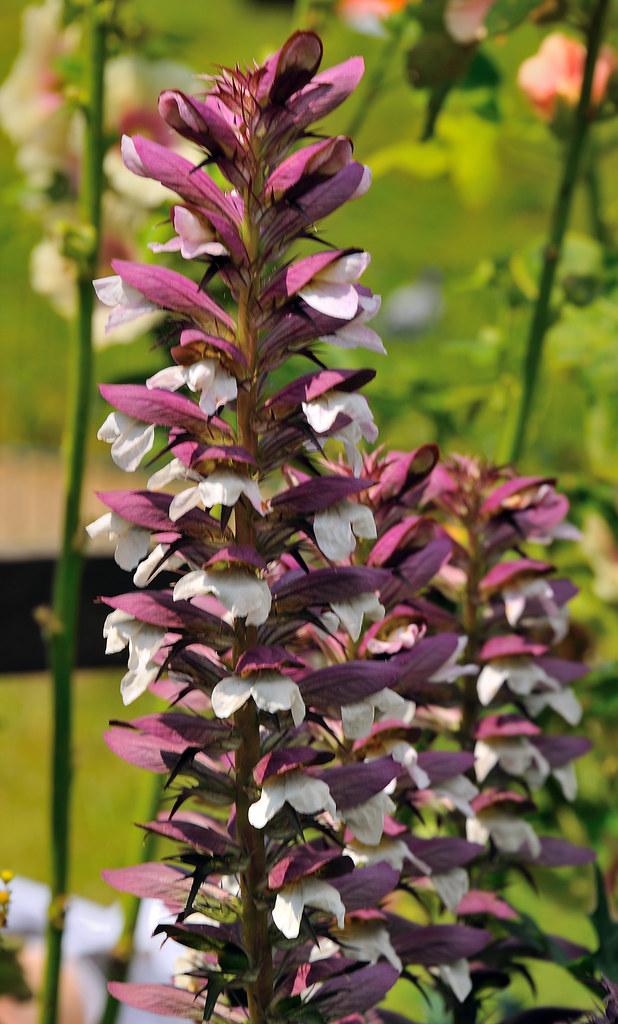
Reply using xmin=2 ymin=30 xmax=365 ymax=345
xmin=425 ymin=457 xmax=595 ymax=1021
xmin=40 ymin=5 xmax=107 ymax=1024
xmin=92 ymin=32 xmax=491 ymax=1022
xmin=509 ymin=0 xmax=611 ymax=462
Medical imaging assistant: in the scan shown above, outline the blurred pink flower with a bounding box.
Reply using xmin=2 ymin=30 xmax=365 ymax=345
xmin=339 ymin=0 xmax=408 ymax=35
xmin=444 ymin=0 xmax=496 ymax=43
xmin=518 ymin=32 xmax=616 ymax=120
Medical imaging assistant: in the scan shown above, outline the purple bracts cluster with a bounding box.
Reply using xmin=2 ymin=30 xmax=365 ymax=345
xmin=91 ymin=32 xmax=492 ymax=1024
xmin=419 ymin=457 xmax=595 ymax=1017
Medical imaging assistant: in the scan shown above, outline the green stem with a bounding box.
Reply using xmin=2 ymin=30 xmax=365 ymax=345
xmin=40 ymin=7 xmax=107 ymax=1024
xmin=346 ymin=24 xmax=403 ymax=139
xmin=509 ymin=0 xmax=610 ymax=464
xmin=99 ymin=775 xmax=164 ymax=1024
xmin=420 ymin=82 xmax=452 ymax=142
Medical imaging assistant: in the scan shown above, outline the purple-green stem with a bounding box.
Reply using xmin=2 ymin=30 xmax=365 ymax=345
xmin=509 ymin=0 xmax=610 ymax=463
xmin=40 ymin=5 xmax=107 ymax=1024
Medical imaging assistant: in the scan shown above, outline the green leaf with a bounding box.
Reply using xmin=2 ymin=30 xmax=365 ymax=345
xmin=0 ymin=941 xmax=32 ymax=1001
xmin=370 ymin=141 xmax=449 ymax=180
xmin=485 ymin=0 xmax=542 ymax=34
xmin=406 ymin=32 xmax=472 ymax=89
xmin=459 ymin=49 xmax=502 ymax=90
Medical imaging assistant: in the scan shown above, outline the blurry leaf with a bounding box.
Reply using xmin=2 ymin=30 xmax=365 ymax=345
xmin=370 ymin=141 xmax=449 ymax=180
xmin=569 ymin=866 xmax=618 ymax=984
xmin=459 ymin=49 xmax=502 ymax=90
xmin=547 ymin=295 xmax=618 ymax=382
xmin=585 ymin=396 xmax=618 ymax=483
xmin=406 ymin=32 xmax=472 ymax=89
xmin=485 ymin=0 xmax=542 ymax=33
xmin=438 ymin=114 xmax=499 ymax=207
xmin=0 ymin=941 xmax=31 ymax=1001
xmin=510 ymin=233 xmax=604 ymax=303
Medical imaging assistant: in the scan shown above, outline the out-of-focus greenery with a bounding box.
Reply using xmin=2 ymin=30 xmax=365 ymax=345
xmin=1 ymin=0 xmax=618 ymax=1017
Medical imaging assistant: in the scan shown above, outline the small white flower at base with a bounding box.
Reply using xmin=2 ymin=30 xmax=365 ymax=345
xmin=432 ymin=867 xmax=469 ymax=912
xmin=86 ymin=511 xmax=150 ymax=571
xmin=552 ymin=762 xmax=578 ymax=801
xmin=330 ymin=591 xmax=385 ymax=642
xmin=248 ymin=772 xmax=337 ymax=829
xmin=474 ymin=738 xmax=550 ymax=786
xmin=341 ymin=688 xmax=412 ymax=740
xmin=147 ymin=358 xmax=237 ymax=417
xmin=272 ymin=878 xmax=346 ymax=940
xmin=211 ymin=672 xmax=305 ymax=726
xmin=503 ymin=578 xmax=568 ymax=641
xmin=346 ymin=836 xmax=428 ymax=874
xmin=335 ymin=922 xmax=402 ymax=971
xmin=476 ymin=658 xmax=554 ymax=706
xmin=438 ymin=958 xmax=473 ymax=1003
xmin=314 ymin=500 xmax=376 ymax=561
xmin=133 ymin=543 xmax=184 ymax=589
xmin=93 ymin=275 xmax=158 ymax=334
xmin=466 ymin=812 xmax=541 ymax=858
xmin=150 ymin=206 xmax=228 ymax=260
xmin=321 ymin=293 xmax=385 ymax=355
xmin=147 ymin=457 xmax=194 ymax=491
xmin=168 ymin=472 xmax=265 ymax=522
xmin=524 ymin=687 xmax=582 ymax=726
xmin=173 ymin=570 xmax=272 ymax=627
xmin=302 ymin=391 xmax=378 ymax=476
xmin=433 ymin=774 xmax=479 ymax=818
xmin=103 ymin=609 xmax=166 ymax=705
xmin=97 ymin=411 xmax=155 ymax=472
xmin=342 ymin=784 xmax=395 ymax=846
xmin=387 ymin=740 xmax=430 ymax=789
xmin=298 ymin=253 xmax=371 ymax=320
xmin=429 ymin=637 xmax=477 ymax=684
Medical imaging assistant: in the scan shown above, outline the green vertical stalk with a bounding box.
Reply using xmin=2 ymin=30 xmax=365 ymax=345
xmin=346 ymin=22 xmax=404 ymax=139
xmin=99 ymin=775 xmax=164 ymax=1024
xmin=509 ymin=0 xmax=610 ymax=463
xmin=40 ymin=6 xmax=107 ymax=1024
xmin=583 ymin=141 xmax=611 ymax=248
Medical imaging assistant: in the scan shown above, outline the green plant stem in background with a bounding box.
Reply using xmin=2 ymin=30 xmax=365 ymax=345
xmin=99 ymin=774 xmax=164 ymax=1024
xmin=40 ymin=6 xmax=107 ymax=1024
xmin=509 ymin=0 xmax=610 ymax=464
xmin=420 ymin=82 xmax=452 ymax=142
xmin=583 ymin=142 xmax=611 ymax=249
xmin=347 ymin=23 xmax=404 ymax=139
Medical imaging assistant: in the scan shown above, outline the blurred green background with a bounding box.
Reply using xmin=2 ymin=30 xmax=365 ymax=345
xmin=1 ymin=0 xmax=617 ymax=1017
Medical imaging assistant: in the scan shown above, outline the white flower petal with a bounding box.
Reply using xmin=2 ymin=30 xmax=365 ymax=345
xmin=341 ymin=701 xmax=375 ymax=740
xmin=146 ymin=365 xmax=186 ymax=392
xmin=272 ymin=886 xmax=307 ymax=940
xmin=439 ymin=959 xmax=472 ymax=1003
xmin=169 ymin=485 xmax=203 ymax=522
xmin=211 ymin=675 xmax=252 ymax=718
xmin=299 ymin=280 xmax=359 ymax=320
xmin=477 ymin=664 xmax=507 ymax=705
xmin=343 ymin=790 xmax=394 ymax=846
xmin=331 ymin=592 xmax=385 ymax=642
xmin=432 ymin=867 xmax=469 ymax=912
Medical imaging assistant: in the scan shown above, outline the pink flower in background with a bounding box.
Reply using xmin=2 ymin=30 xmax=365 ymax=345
xmin=444 ymin=0 xmax=496 ymax=43
xmin=518 ymin=32 xmax=617 ymax=120
xmin=339 ymin=0 xmax=408 ymax=35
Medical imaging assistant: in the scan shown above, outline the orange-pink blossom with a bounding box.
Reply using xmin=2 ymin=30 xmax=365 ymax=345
xmin=518 ymin=32 xmax=616 ymax=120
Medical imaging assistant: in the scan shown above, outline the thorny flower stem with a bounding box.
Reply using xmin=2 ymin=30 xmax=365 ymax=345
xmin=509 ymin=0 xmax=610 ymax=463
xmin=40 ymin=6 xmax=107 ymax=1024
xmin=233 ymin=184 xmax=273 ymax=1024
